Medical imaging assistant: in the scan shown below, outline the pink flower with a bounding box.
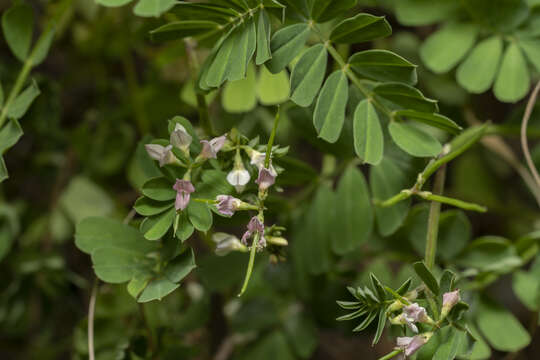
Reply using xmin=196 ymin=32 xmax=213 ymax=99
xmin=199 ymin=134 xmax=227 ymax=159
xmin=255 ymin=167 xmax=276 ymax=190
xmin=145 ymin=144 xmax=174 ymax=167
xmin=241 ymin=216 xmax=266 ymax=249
xmin=403 ymin=303 xmax=433 ymax=325
xmin=216 ymin=195 xmax=242 ymax=216
xmin=173 ymin=179 xmax=195 ymax=211
xmin=441 ymin=289 xmax=461 ymax=319
xmin=397 ymin=334 xmax=430 ymax=357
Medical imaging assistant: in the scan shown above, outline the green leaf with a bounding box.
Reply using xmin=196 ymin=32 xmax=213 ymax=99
xmin=92 ymin=247 xmax=146 ymax=283
xmin=395 ymin=0 xmax=459 ymax=26
xmin=520 ymin=39 xmax=540 ymax=72
xmin=0 ymin=157 xmax=7 ymax=183
xmin=353 ymin=99 xmax=383 ymax=165
xmin=395 ymin=110 xmax=461 ymax=134
xmin=372 ymin=307 xmax=386 ymax=346
xmin=370 ymin=158 xmax=410 ymax=236
xmin=164 ymin=248 xmax=197 ymax=283
xmin=456 ymin=236 xmax=522 ymax=273
xmin=457 ymin=36 xmax=503 ymax=94
xmin=313 ymin=70 xmax=349 ymax=143
xmin=311 ymin=0 xmax=357 ymax=23
xmin=2 ymin=4 xmax=34 ymax=62
xmin=134 ymin=197 xmax=173 ymax=216
xmin=349 ymin=50 xmax=417 ymax=85
xmin=413 ymin=261 xmax=439 ymax=294
xmin=370 ymin=273 xmax=386 ymax=301
xmin=512 ymin=270 xmax=540 ymax=311
xmin=290 ymin=44 xmax=328 ymax=107
xmin=463 ymin=0 xmax=529 ymax=32
xmin=75 ymin=217 xmax=159 ymax=255
xmin=222 ymin=62 xmax=257 ymax=113
xmin=0 ymin=119 xmax=23 ymax=154
xmin=256 ymin=10 xmax=272 ymax=65
xmin=133 ymin=0 xmax=176 ymax=17
xmin=176 ymin=211 xmax=194 ymax=242
xmin=477 ymin=297 xmax=531 ymax=352
xmin=304 ymin=184 xmax=334 ymax=274
xmin=333 ymin=166 xmax=373 ymax=255
xmin=227 ymin=19 xmax=256 ymax=82
xmin=420 ymin=23 xmax=478 ymax=74
xmin=433 ymin=327 xmax=465 ymax=360
xmin=330 ymin=13 xmax=392 ymax=44
xmin=373 ymin=83 xmax=438 ymax=113
xmin=256 ymin=66 xmax=290 ymax=105
xmin=60 ymin=176 xmax=114 ymax=224
xmin=30 ymin=26 xmax=55 ymax=67
xmin=137 ymin=277 xmax=180 ymax=302
xmin=205 ymin=29 xmax=237 ymax=87
xmin=494 ymin=42 xmax=530 ymax=103
xmin=438 ymin=210 xmax=471 ymax=260
xmin=6 ymin=81 xmax=40 ymax=119
xmin=150 ymin=20 xmax=220 ymax=42
xmin=142 ymin=177 xmax=175 ymax=201
xmin=141 ymin=206 xmax=176 ymax=241
xmin=388 ymin=122 xmax=442 ymax=157
xmin=266 ymin=23 xmax=310 ymax=74
xmin=188 ymin=201 xmax=212 ymax=232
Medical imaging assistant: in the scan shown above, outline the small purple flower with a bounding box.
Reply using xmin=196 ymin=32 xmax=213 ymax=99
xmin=396 ymin=335 xmax=429 ymax=357
xmin=255 ymin=167 xmax=276 ymax=190
xmin=216 ymin=195 xmax=242 ymax=216
xmin=173 ymin=179 xmax=195 ymax=211
xmin=241 ymin=216 xmax=266 ymax=249
xmin=199 ymin=134 xmax=227 ymax=159
xmin=403 ymin=303 xmax=433 ymax=324
xmin=145 ymin=144 xmax=174 ymax=167
xmin=441 ymin=289 xmax=461 ymax=318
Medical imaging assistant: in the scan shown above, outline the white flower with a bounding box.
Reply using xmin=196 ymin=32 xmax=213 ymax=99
xmin=170 ymin=123 xmax=192 ymax=152
xmin=212 ymin=232 xmax=247 ymax=256
xmin=227 ymin=169 xmax=251 ymax=192
xmin=249 ymin=150 xmax=277 ymax=177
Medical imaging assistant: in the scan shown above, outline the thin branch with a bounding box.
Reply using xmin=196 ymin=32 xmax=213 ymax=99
xmin=520 ymin=80 xmax=540 ymax=191
xmin=88 ymin=278 xmax=98 ymax=360
xmin=425 ymin=165 xmax=446 ymax=270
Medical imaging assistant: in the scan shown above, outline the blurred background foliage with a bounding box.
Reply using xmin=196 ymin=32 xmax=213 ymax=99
xmin=1 ymin=0 xmax=540 ymax=359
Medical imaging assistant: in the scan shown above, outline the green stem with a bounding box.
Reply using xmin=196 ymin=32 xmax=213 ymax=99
xmin=265 ymin=107 xmax=280 ymax=168
xmin=425 ymin=165 xmax=446 ymax=270
xmin=238 ymin=231 xmax=259 ymax=297
xmin=0 ymin=0 xmax=72 ymax=128
xmin=378 ymin=349 xmax=403 ymax=360
xmin=418 ymin=192 xmax=487 ymax=213
xmin=378 ymin=190 xmax=413 ymax=207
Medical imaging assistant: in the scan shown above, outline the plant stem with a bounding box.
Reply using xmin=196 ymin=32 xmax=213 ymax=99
xmin=265 ymin=107 xmax=280 ymax=168
xmin=378 ymin=349 xmax=403 ymax=360
xmin=425 ymin=165 xmax=446 ymax=270
xmin=520 ymin=80 xmax=540 ymax=192
xmin=138 ymin=303 xmax=156 ymax=356
xmin=418 ymin=192 xmax=487 ymax=213
xmin=87 ymin=278 xmax=98 ymax=360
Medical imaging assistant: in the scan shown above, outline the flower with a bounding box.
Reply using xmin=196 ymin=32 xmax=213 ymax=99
xmin=216 ymin=195 xmax=242 ymax=216
xmin=396 ymin=333 xmax=431 ymax=357
xmin=173 ymin=179 xmax=195 ymax=211
xmin=212 ymin=232 xmax=247 ymax=256
xmin=255 ymin=166 xmax=276 ymax=191
xmin=145 ymin=144 xmax=174 ymax=167
xmin=170 ymin=123 xmax=192 ymax=152
xmin=250 ymin=150 xmax=277 ymax=176
xmin=241 ymin=216 xmax=266 ymax=249
xmin=390 ymin=313 xmax=418 ymax=333
xmin=199 ymin=134 xmax=227 ymax=159
xmin=441 ymin=290 xmax=461 ymax=319
xmin=403 ymin=303 xmax=435 ymax=325
xmin=227 ymin=169 xmax=250 ymax=191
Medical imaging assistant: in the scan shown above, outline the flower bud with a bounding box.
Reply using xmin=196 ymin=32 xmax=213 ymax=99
xmin=441 ymin=289 xmax=461 ymax=319
xmin=266 ymin=236 xmax=288 ymax=246
xmin=170 ymin=123 xmax=192 ymax=153
xmin=387 ymin=299 xmax=405 ymax=313
xmin=212 ymin=232 xmax=248 ymax=256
